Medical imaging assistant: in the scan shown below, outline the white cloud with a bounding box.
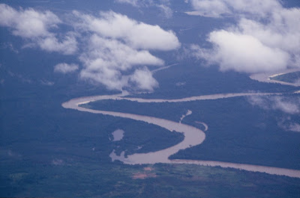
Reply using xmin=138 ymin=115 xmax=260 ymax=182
xmin=278 ymin=118 xmax=300 ymax=133
xmin=189 ymin=0 xmax=281 ymax=18
xmin=0 ymin=4 xmax=60 ymax=38
xmin=38 ymin=33 xmax=77 ymax=55
xmin=73 ymin=11 xmax=180 ymax=51
xmin=247 ymin=95 xmax=267 ymax=109
xmin=0 ymin=4 xmax=180 ymax=91
xmin=115 ymin=0 xmax=173 ymax=18
xmin=189 ymin=0 xmax=300 ymax=74
xmin=71 ymin=10 xmax=180 ymax=91
xmin=115 ymin=0 xmax=139 ymax=6
xmin=248 ymin=96 xmax=300 ymax=114
xmin=157 ymin=4 xmax=173 ymax=18
xmin=288 ymin=123 xmax=300 ymax=132
xmin=239 ymin=10 xmax=300 ymax=55
xmin=272 ymin=97 xmax=300 ymax=115
xmin=0 ymin=4 xmax=77 ymax=54
xmin=81 ymin=34 xmax=164 ymax=67
xmin=190 ymin=0 xmax=230 ymax=18
xmin=129 ymin=67 xmax=158 ymax=91
xmin=248 ymin=95 xmax=300 ymax=132
xmin=54 ymin=63 xmax=79 ymax=74
xmin=79 ymin=35 xmax=164 ymax=91
xmin=1 ymin=43 xmax=19 ymax=53
xmin=195 ymin=30 xmax=290 ymax=73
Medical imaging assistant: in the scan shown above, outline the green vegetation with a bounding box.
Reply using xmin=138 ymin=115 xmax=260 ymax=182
xmin=131 ymin=63 xmax=298 ymax=99
xmin=2 ymin=82 xmax=299 ymax=196
xmin=1 ymin=158 xmax=300 ymax=197
xmin=88 ymin=95 xmax=300 ymax=170
xmin=105 ymin=119 xmax=184 ymax=156
xmin=1 ymin=38 xmax=299 ymax=197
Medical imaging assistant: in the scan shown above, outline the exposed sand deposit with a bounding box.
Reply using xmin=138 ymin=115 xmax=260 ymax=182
xmin=250 ymin=69 xmax=300 ymax=87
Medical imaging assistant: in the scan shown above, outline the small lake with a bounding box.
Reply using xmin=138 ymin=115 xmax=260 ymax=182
xmin=112 ymin=129 xmax=124 ymax=141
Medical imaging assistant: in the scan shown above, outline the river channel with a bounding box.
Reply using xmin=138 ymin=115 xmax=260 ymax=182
xmin=62 ymin=91 xmax=300 ymax=178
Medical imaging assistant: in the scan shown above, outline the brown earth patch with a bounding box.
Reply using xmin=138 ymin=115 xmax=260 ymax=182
xmin=132 ymin=173 xmax=157 ymax=179
xmin=144 ymin=167 xmax=154 ymax=171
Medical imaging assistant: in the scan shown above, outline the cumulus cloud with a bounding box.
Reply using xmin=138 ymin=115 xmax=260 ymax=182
xmin=54 ymin=63 xmax=79 ymax=74
xmin=79 ymin=35 xmax=163 ymax=90
xmin=71 ymin=10 xmax=180 ymax=91
xmin=129 ymin=67 xmax=158 ymax=91
xmin=0 ymin=4 xmax=60 ymax=38
xmin=248 ymin=95 xmax=300 ymax=114
xmin=188 ymin=0 xmax=230 ymax=18
xmin=189 ymin=0 xmax=281 ymax=18
xmin=115 ymin=0 xmax=140 ymax=6
xmin=38 ymin=33 xmax=77 ymax=55
xmin=73 ymin=11 xmax=180 ymax=50
xmin=248 ymin=95 xmax=300 ymax=132
xmin=239 ymin=11 xmax=300 ymax=55
xmin=0 ymin=4 xmax=77 ymax=54
xmin=191 ymin=31 xmax=290 ymax=73
xmin=288 ymin=123 xmax=300 ymax=132
xmin=278 ymin=118 xmax=300 ymax=133
xmin=157 ymin=4 xmax=173 ymax=18
xmin=189 ymin=0 xmax=300 ymax=74
xmin=272 ymin=97 xmax=300 ymax=114
xmin=1 ymin=4 xmax=180 ymax=91
xmin=115 ymin=0 xmax=173 ymax=18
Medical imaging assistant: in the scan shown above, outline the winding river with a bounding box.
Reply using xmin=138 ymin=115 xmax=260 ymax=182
xmin=62 ymin=90 xmax=300 ymax=178
xmin=250 ymin=68 xmax=300 ymax=87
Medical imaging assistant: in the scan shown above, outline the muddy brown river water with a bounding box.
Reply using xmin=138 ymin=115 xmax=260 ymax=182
xmin=62 ymin=91 xmax=300 ymax=178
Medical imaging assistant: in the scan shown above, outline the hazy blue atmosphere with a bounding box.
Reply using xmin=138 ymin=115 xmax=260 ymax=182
xmin=1 ymin=0 xmax=300 ymax=197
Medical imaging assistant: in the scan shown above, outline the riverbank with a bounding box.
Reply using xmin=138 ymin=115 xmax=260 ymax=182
xmin=62 ymin=91 xmax=300 ymax=178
